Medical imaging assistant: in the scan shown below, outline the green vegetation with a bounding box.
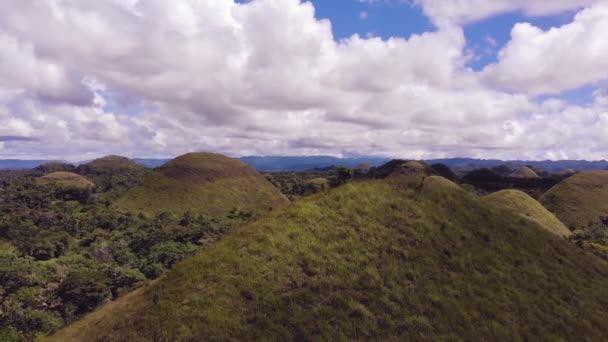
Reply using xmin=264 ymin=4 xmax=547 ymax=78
xmin=485 ymin=190 xmax=571 ymax=237
xmin=115 ymin=153 xmax=288 ymax=217
xmin=540 ymin=171 xmax=608 ymax=259
xmin=77 ymin=156 xmax=149 ymax=197
xmin=52 ymin=175 xmax=608 ymax=341
xmin=0 ymin=163 xmax=256 ymax=340
xmin=509 ymin=166 xmax=540 ymax=179
xmin=36 ymin=172 xmax=95 ymax=190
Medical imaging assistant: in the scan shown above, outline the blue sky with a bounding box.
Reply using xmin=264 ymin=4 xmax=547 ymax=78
xmin=309 ymin=0 xmax=592 ymax=103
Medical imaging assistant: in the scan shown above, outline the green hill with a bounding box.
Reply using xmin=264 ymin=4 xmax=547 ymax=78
xmin=36 ymin=172 xmax=94 ymax=189
xmin=485 ymin=190 xmax=571 ymax=237
xmin=509 ymin=166 xmax=539 ymax=179
xmin=390 ymin=160 xmax=435 ymax=177
xmin=32 ymin=162 xmax=76 ymax=174
xmin=52 ymin=175 xmax=608 ymax=341
xmin=77 ymin=155 xmax=148 ymax=193
xmin=540 ymin=171 xmax=608 ymax=231
xmin=114 ymin=153 xmax=289 ymax=217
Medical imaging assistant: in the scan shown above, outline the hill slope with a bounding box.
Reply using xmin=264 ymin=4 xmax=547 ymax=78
xmin=540 ymin=171 xmax=608 ymax=231
xmin=114 ymin=153 xmax=289 ymax=217
xmin=77 ymin=155 xmax=148 ymax=193
xmin=485 ymin=190 xmax=571 ymax=237
xmin=36 ymin=172 xmax=94 ymax=189
xmin=509 ymin=166 xmax=539 ymax=179
xmin=52 ymin=176 xmax=608 ymax=341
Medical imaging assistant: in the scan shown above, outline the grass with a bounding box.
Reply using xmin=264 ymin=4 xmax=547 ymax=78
xmin=485 ymin=190 xmax=571 ymax=237
xmin=36 ymin=172 xmax=95 ymax=189
xmin=509 ymin=167 xmax=539 ymax=179
xmin=51 ymin=175 xmax=608 ymax=341
xmin=83 ymin=155 xmax=145 ymax=170
xmin=114 ymin=153 xmax=289 ymax=217
xmin=540 ymin=171 xmax=608 ymax=231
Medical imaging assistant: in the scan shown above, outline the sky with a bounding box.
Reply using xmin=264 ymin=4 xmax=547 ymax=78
xmin=0 ymin=0 xmax=607 ymax=161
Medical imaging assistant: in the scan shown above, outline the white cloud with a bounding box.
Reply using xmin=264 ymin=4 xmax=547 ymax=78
xmin=360 ymin=11 xmax=369 ymax=20
xmin=0 ymin=0 xmax=606 ymax=160
xmin=415 ymin=0 xmax=599 ymax=25
xmin=482 ymin=2 xmax=608 ymax=96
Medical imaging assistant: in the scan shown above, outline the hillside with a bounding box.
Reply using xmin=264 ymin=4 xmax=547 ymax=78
xmin=52 ymin=175 xmax=608 ymax=341
xmin=540 ymin=171 xmax=608 ymax=231
xmin=114 ymin=153 xmax=289 ymax=217
xmin=36 ymin=172 xmax=94 ymax=189
xmin=509 ymin=167 xmax=539 ymax=179
xmin=77 ymin=155 xmax=148 ymax=193
xmin=485 ymin=190 xmax=571 ymax=237
xmin=31 ymin=162 xmax=76 ymax=174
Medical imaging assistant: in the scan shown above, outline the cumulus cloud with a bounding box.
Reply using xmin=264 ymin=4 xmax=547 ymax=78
xmin=415 ymin=0 xmax=599 ymax=25
xmin=0 ymin=0 xmax=606 ymax=160
xmin=482 ymin=2 xmax=608 ymax=96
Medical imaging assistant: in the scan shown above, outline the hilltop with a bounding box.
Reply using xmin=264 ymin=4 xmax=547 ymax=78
xmin=81 ymin=155 xmax=144 ymax=169
xmin=509 ymin=166 xmax=540 ymax=179
xmin=36 ymin=172 xmax=94 ymax=189
xmin=540 ymin=171 xmax=608 ymax=231
xmin=31 ymin=162 xmax=76 ymax=174
xmin=52 ymin=175 xmax=608 ymax=341
xmin=114 ymin=153 xmax=289 ymax=217
xmin=77 ymin=155 xmax=148 ymax=193
xmin=485 ymin=190 xmax=571 ymax=237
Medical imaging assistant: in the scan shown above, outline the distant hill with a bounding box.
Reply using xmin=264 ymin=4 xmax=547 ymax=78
xmin=53 ymin=175 xmax=608 ymax=341
xmin=36 ymin=172 xmax=95 ymax=190
xmin=238 ymin=156 xmax=389 ymax=171
xmin=77 ymin=156 xmax=148 ymax=193
xmin=31 ymin=162 xmax=76 ymax=174
xmin=0 ymin=160 xmax=61 ymax=169
xmin=540 ymin=171 xmax=608 ymax=231
xmin=114 ymin=153 xmax=289 ymax=217
xmin=132 ymin=158 xmax=171 ymax=168
xmin=485 ymin=190 xmax=571 ymax=237
xmin=2 ymin=157 xmax=608 ymax=173
xmin=509 ymin=166 xmax=540 ymax=179
xmin=426 ymin=158 xmax=608 ymax=174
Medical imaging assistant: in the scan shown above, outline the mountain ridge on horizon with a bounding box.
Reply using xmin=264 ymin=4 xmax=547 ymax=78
xmin=1 ymin=155 xmax=608 ymax=172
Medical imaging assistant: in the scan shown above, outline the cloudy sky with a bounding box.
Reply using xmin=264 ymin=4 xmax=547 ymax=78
xmin=1 ymin=0 xmax=607 ymax=161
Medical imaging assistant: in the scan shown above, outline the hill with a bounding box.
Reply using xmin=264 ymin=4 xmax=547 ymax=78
xmin=52 ymin=175 xmax=608 ymax=341
xmin=540 ymin=171 xmax=608 ymax=231
xmin=509 ymin=166 xmax=539 ymax=179
xmin=114 ymin=153 xmax=289 ymax=217
xmin=77 ymin=155 xmax=148 ymax=193
xmin=31 ymin=162 xmax=76 ymax=174
xmin=238 ymin=156 xmax=388 ymax=171
xmin=485 ymin=190 xmax=571 ymax=237
xmin=558 ymin=168 xmax=577 ymax=176
xmin=36 ymin=172 xmax=95 ymax=189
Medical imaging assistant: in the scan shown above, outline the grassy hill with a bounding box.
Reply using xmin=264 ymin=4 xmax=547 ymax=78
xmin=114 ymin=153 xmax=289 ymax=218
xmin=485 ymin=190 xmax=571 ymax=237
xmin=540 ymin=171 xmax=608 ymax=231
xmin=52 ymin=175 xmax=608 ymax=341
xmin=31 ymin=162 xmax=77 ymax=175
xmin=36 ymin=172 xmax=94 ymax=189
xmin=77 ymin=155 xmax=148 ymax=193
xmin=509 ymin=166 xmax=539 ymax=179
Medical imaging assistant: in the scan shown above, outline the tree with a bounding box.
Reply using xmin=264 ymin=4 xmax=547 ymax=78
xmin=335 ymin=166 xmax=354 ymax=185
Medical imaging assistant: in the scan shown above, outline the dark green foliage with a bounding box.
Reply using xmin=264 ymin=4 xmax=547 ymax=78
xmin=57 ymin=272 xmax=111 ymax=317
xmin=334 ymin=166 xmax=354 ymax=185
xmin=77 ymin=156 xmax=149 ymax=197
xmin=0 ymin=173 xmax=246 ymax=340
xmin=264 ymin=170 xmax=336 ymax=200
